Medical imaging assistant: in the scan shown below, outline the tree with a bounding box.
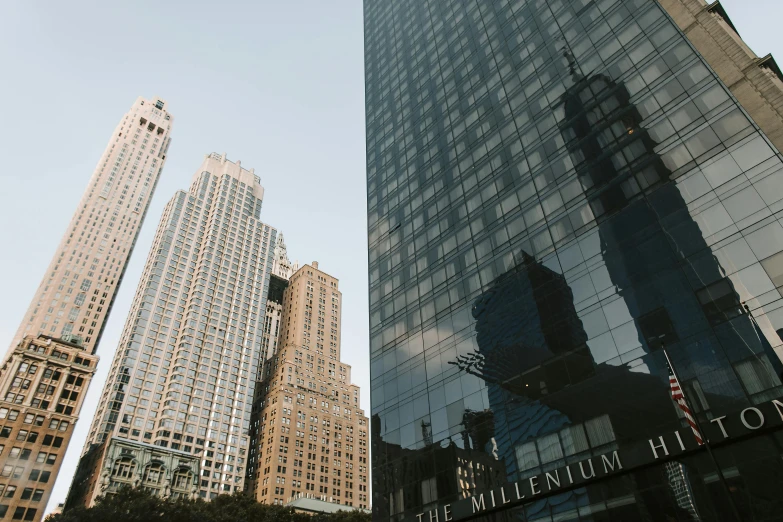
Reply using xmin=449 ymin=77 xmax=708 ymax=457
xmin=46 ymin=489 xmax=371 ymax=522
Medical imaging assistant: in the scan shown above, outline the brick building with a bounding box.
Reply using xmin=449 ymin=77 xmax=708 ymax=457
xmin=247 ymin=262 xmax=369 ymax=509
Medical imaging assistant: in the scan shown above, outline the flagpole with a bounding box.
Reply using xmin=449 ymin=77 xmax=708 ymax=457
xmin=662 ymin=346 xmax=742 ymax=522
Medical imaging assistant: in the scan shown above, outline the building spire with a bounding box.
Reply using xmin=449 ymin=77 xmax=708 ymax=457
xmin=559 ymin=37 xmax=580 ymax=81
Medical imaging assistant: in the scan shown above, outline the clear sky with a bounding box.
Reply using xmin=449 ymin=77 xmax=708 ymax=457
xmin=0 ymin=0 xmax=782 ymax=517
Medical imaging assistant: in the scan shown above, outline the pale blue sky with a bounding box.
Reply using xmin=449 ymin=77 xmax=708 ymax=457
xmin=0 ymin=0 xmax=781 ymax=517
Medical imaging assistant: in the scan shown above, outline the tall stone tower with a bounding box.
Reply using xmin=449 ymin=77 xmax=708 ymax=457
xmin=0 ymin=96 xmax=173 ymax=522
xmin=10 ymin=96 xmax=173 ymax=355
xmin=246 ymin=262 xmax=369 ymax=509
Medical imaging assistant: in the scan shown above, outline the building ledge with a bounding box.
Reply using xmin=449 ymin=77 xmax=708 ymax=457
xmin=758 ymin=54 xmax=783 ymax=83
xmin=706 ymin=1 xmax=740 ymax=36
xmin=285 ymin=495 xmax=370 ymax=514
xmin=36 ymin=334 xmax=85 ymax=350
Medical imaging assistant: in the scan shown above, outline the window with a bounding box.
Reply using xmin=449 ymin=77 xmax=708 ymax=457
xmin=143 ymin=463 xmax=165 ymax=484
xmin=638 ymin=307 xmax=678 ymax=348
xmin=48 ymin=419 xmax=68 ymax=431
xmin=761 ymin=251 xmax=783 ymax=288
xmin=696 ymin=279 xmax=744 ymax=325
xmin=420 ymin=477 xmax=437 ymax=504
xmin=515 ymin=442 xmax=539 ymax=472
xmin=735 ymin=356 xmax=781 ymax=398
xmin=112 ymin=458 xmax=136 ymax=479
xmin=514 ymin=415 xmax=616 ymax=476
xmin=537 ymin=432 xmax=564 ymax=464
xmin=585 ymin=415 xmax=616 ymax=447
xmin=172 ymin=469 xmax=192 ymax=490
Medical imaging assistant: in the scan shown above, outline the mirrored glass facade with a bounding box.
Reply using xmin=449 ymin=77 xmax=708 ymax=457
xmin=365 ymin=1 xmax=783 ymax=521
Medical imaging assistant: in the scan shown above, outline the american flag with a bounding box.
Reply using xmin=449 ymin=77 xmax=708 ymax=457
xmin=669 ymin=365 xmax=703 ymax=446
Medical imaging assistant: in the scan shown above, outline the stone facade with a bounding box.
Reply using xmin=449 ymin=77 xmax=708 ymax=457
xmin=66 ymin=437 xmax=198 ymax=508
xmin=0 ymin=335 xmax=97 ymax=521
xmin=659 ymin=0 xmax=783 ymax=151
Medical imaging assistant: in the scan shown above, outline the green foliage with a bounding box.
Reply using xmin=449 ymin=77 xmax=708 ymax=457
xmin=46 ymin=488 xmax=371 ymax=522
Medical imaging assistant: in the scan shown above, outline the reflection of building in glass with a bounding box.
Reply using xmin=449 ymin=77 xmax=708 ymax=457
xmin=371 ymin=414 xmax=506 ymax=520
xmin=461 ymin=251 xmax=701 ymax=520
xmin=365 ymin=0 xmax=783 ymax=520
xmin=560 ymin=62 xmax=783 ymax=408
xmin=665 ymin=461 xmax=701 ymax=520
xmin=459 ymin=252 xmax=592 ymax=470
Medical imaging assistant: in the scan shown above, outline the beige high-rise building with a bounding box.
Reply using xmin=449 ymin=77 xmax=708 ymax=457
xmin=66 ymin=153 xmax=280 ymax=508
xmin=0 ymin=336 xmax=98 ymax=522
xmin=247 ymin=262 xmax=369 ymax=509
xmin=0 ymin=96 xmax=172 ymax=522
xmin=257 ymin=234 xmax=297 ymax=367
xmin=10 ymin=96 xmax=173 ymax=355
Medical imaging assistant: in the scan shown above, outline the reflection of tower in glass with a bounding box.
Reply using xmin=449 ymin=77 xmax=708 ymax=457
xmin=458 ymin=253 xmax=594 ymax=515
xmin=556 ymin=60 xmax=783 ymax=521
xmin=460 ymin=250 xmax=702 ymax=520
xmin=665 ymin=461 xmax=701 ymax=520
xmin=560 ymin=62 xmax=783 ymax=405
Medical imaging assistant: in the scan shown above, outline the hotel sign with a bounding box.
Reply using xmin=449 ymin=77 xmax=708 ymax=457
xmin=409 ymin=399 xmax=783 ymax=522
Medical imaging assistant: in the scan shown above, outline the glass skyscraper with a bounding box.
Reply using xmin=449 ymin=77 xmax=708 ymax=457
xmin=365 ymin=1 xmax=783 ymax=521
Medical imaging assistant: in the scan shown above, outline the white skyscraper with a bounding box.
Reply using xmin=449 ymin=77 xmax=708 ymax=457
xmin=0 ymin=96 xmax=172 ymax=522
xmin=67 ymin=153 xmax=279 ymax=507
xmin=10 ymin=96 xmax=173 ymax=355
